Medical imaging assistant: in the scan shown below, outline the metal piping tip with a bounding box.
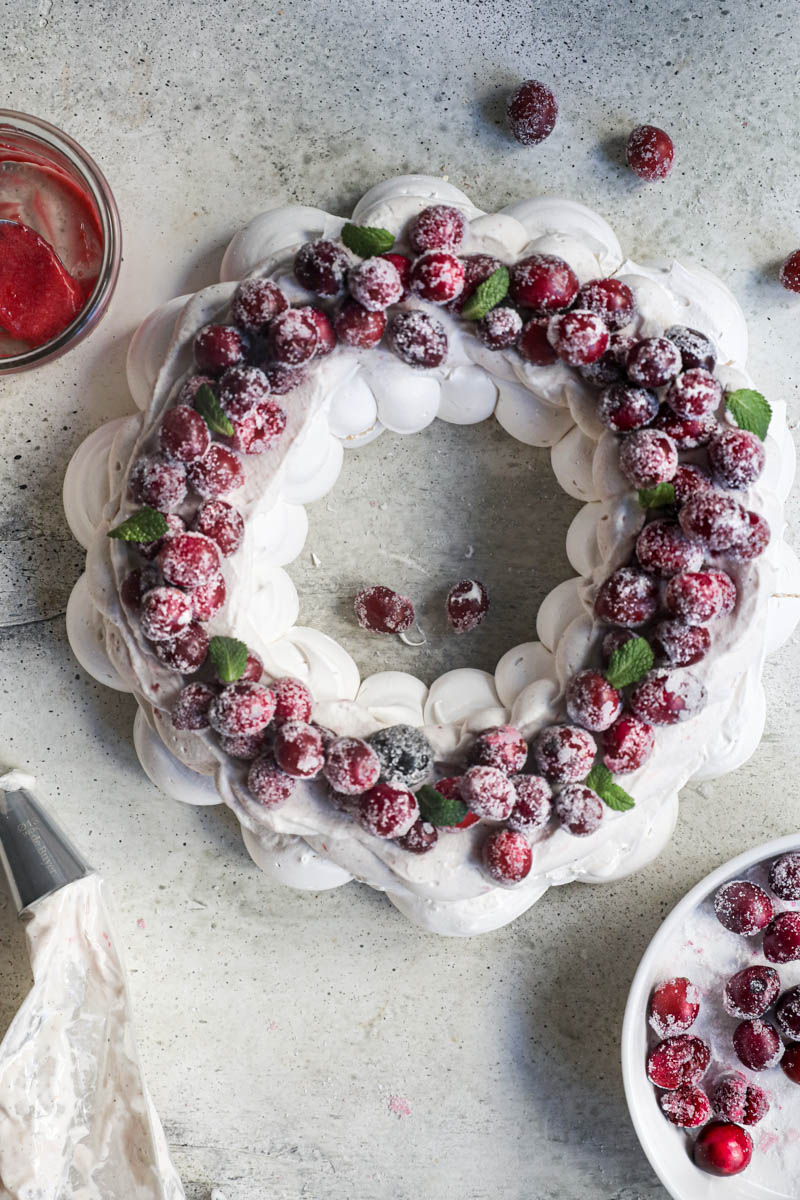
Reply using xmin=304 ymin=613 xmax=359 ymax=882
xmin=0 ymin=775 xmax=91 ymax=913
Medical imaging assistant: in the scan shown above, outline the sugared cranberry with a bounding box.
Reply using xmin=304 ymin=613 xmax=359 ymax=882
xmin=217 ymin=365 xmax=271 ymax=418
xmin=231 ymin=277 xmax=288 ymax=332
xmin=152 ymin=622 xmax=209 ymax=673
xmin=779 ymin=249 xmax=800 ymax=293
xmin=629 ymin=669 xmax=707 ymax=725
xmin=177 ymin=373 xmax=216 ymax=407
xmin=713 ymin=1072 xmax=770 ymax=1126
xmin=764 ymin=911 xmax=800 ymax=963
xmin=248 ymin=754 xmax=295 ymax=808
xmin=128 ymin=454 xmax=187 ymax=511
xmin=188 ymin=572 xmax=226 ymax=622
xmin=220 ymin=730 xmax=270 ymax=760
xmin=517 ymin=317 xmax=558 ymax=365
xmin=782 ymin=1043 xmax=800 ymax=1085
xmin=724 ymin=965 xmax=781 ymax=1020
xmin=579 ymin=346 xmax=626 ymax=387
xmin=533 ymin=725 xmax=596 ymax=783
xmin=507 ymin=775 xmax=552 ymax=834
xmin=596 ymin=384 xmax=658 ymax=433
xmin=446 ymin=578 xmax=489 ymax=632
xmin=575 ymin=277 xmax=635 ymax=331
xmin=601 ymin=714 xmax=655 ymax=774
xmin=679 ymin=492 xmax=750 ymax=551
xmin=506 ymin=78 xmax=558 ymax=144
xmin=323 ymin=737 xmax=381 ymax=795
xmin=396 ymin=819 xmax=439 ymax=854
xmin=234 ymin=651 xmax=264 ymax=685
xmin=652 ymin=620 xmax=711 ymax=668
xmin=659 ymin=1084 xmax=711 ymax=1128
xmin=600 ymin=628 xmax=639 ymax=664
xmin=714 ymin=880 xmax=774 ymax=935
xmin=209 ymin=682 xmax=276 ymax=738
xmin=626 ymin=337 xmax=682 ymax=387
xmin=264 ymin=362 xmax=308 ymax=393
xmin=408 ymin=204 xmax=466 ymax=254
xmin=294 ymin=239 xmax=350 ymax=297
xmin=665 ymin=325 xmax=716 ymax=372
xmin=646 ymin=1034 xmax=710 ymax=1089
xmin=158 ymin=531 xmax=220 ymax=589
xmin=476 ymin=306 xmax=523 ymax=350
xmin=334 ymin=299 xmax=386 ymax=348
xmin=187 ymin=444 xmax=245 ymax=499
xmin=626 ymin=124 xmax=675 ymax=181
xmin=303 ymin=306 xmax=336 ymax=354
xmin=381 ymin=252 xmax=412 ymax=297
xmin=137 ymin=512 xmax=185 ymax=561
xmin=367 ymin=725 xmax=433 ymax=789
xmin=273 ymin=719 xmax=324 ymax=778
xmin=565 ymin=669 xmax=622 ymax=732
xmin=120 ymin=566 xmax=159 ymax=611
xmin=387 ymin=311 xmax=448 ymax=367
xmin=409 ymin=251 xmax=465 ymax=305
xmin=432 ymin=776 xmax=479 ymax=830
xmin=666 ymin=368 xmax=722 ymax=420
xmin=509 ymin=254 xmax=578 ymax=313
xmin=733 ymin=1019 xmax=782 ymax=1071
xmin=619 ymin=428 xmax=678 ymax=489
xmin=594 ymin=567 xmax=659 ymax=627
xmin=652 ymin=404 xmax=717 ymax=449
xmin=359 ymin=782 xmax=419 ymax=838
xmin=159 ymin=406 xmax=211 ymax=463
xmin=672 ymin=463 xmax=712 ymax=505
xmin=194 ymin=324 xmax=246 ymax=373
xmin=354 ymin=585 xmax=415 ymax=634
xmin=172 ymin=681 xmax=216 ymax=731
xmin=555 ymin=784 xmax=603 ymax=836
xmin=348 ymin=256 xmax=403 ymax=311
xmin=547 ymin=309 xmax=609 ymax=366
xmin=449 ymin=253 xmax=501 ymax=313
xmin=270 ymin=676 xmax=313 ymax=726
xmin=649 ymin=977 xmax=701 ymax=1038
xmin=192 ymin=500 xmax=244 ymax=557
xmin=727 ymin=510 xmax=770 ymax=561
xmin=770 ymin=851 xmax=800 ymax=900
xmin=460 ymin=765 xmax=517 ymax=820
xmin=228 ymin=401 xmax=287 ymax=455
xmin=483 ymin=828 xmax=533 ymax=885
xmin=636 ymin=520 xmax=704 ymax=578
xmin=665 ymin=570 xmax=736 ymax=625
xmin=267 ymin=308 xmax=320 ymax=366
xmin=470 ymin=725 xmax=527 ymax=774
xmin=140 ymin=586 xmax=193 ymax=641
xmin=708 ymin=428 xmax=766 ymax=490
xmin=694 ymin=1121 xmax=752 ymax=1177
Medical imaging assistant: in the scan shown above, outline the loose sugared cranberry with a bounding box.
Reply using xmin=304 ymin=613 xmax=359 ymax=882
xmin=217 ymin=365 xmax=271 ymax=418
xmin=483 ymin=828 xmax=533 ymax=885
xmin=764 ymin=911 xmax=800 ymax=963
xmin=509 ymin=254 xmax=578 ymax=313
xmin=547 ymin=309 xmax=609 ymax=366
xmin=517 ymin=317 xmax=558 ymax=365
xmin=188 ymin=444 xmax=245 ymax=499
xmin=334 ymin=299 xmax=386 ymax=348
xmin=565 ymin=670 xmax=622 ymax=732
xmin=368 ymin=725 xmax=433 ymax=789
xmin=354 ymin=585 xmax=415 ymax=634
xmin=659 ymin=1084 xmax=711 ymax=1128
xmin=267 ymin=308 xmax=320 ymax=366
xmin=650 ymin=977 xmax=701 ymax=1038
xmin=172 ymin=681 xmax=216 ymax=731
xmin=626 ymin=337 xmax=682 ymax=387
xmin=596 ymin=383 xmax=658 ymax=433
xmin=476 ymin=306 xmax=523 ymax=350
xmin=507 ymin=79 xmax=558 ymax=145
xmin=713 ymin=1072 xmax=770 ymax=1125
xmin=396 ymin=819 xmax=439 ymax=854
xmin=270 ymin=676 xmax=313 ymax=726
xmin=177 ymin=373 xmax=216 ymax=407
xmin=294 ymin=239 xmax=350 ymax=297
xmin=220 ymin=730 xmax=270 ymax=760
xmin=652 ymin=404 xmax=718 ymax=449
xmin=470 ymin=725 xmax=527 ymax=774
xmin=507 ymin=775 xmax=552 ymax=833
xmin=779 ymin=249 xmax=800 ymax=293
xmin=140 ymin=586 xmax=193 ymax=641
xmin=446 ymin=578 xmax=489 ymax=633
xmin=231 ymin=277 xmax=288 ymax=332
xmin=137 ymin=512 xmax=185 ymax=561
xmin=770 ymin=851 xmax=800 ymax=900
xmin=594 ymin=567 xmax=659 ymax=627
xmin=652 ymin=620 xmax=711 ymax=668
xmin=727 ymin=510 xmax=770 ymax=561
xmin=120 ymin=566 xmax=159 ymax=611
xmin=209 ymin=682 xmax=276 ymax=738
xmin=228 ymin=401 xmax=287 ymax=455
xmin=303 ymin=306 xmax=336 ymax=354
xmin=619 ymin=428 xmax=678 ymax=489
xmin=636 ymin=520 xmax=704 ymax=578
xmin=575 ymin=278 xmax=635 ymax=331
xmin=666 ymin=368 xmax=722 ymax=420
xmin=264 ymin=362 xmax=308 ymax=393
xmin=408 ymin=204 xmax=466 ymax=254
xmin=387 ymin=311 xmax=448 ymax=368
xmin=449 ymin=253 xmax=501 ymax=313
xmin=409 ymin=251 xmax=465 ymax=305
xmin=533 ymin=725 xmax=596 ymax=783
xmin=460 ymin=765 xmax=517 ymax=820
xmin=694 ymin=1121 xmax=752 ymax=1177
xmin=555 ymin=785 xmax=603 ymax=836
xmin=626 ymin=124 xmax=675 ymax=181
xmin=381 ymin=252 xmax=412 ymax=297
xmin=159 ymin=406 xmax=211 ymax=463
xmin=273 ymin=720 xmax=324 ymax=778
xmin=679 ymin=492 xmax=749 ymax=551
xmin=714 ymin=880 xmax=774 ymax=935
xmin=782 ymin=1043 xmax=800 ymax=1085
xmin=188 ymin=572 xmax=226 ymax=622
xmin=724 ymin=965 xmax=781 ymax=1020
xmin=733 ymin=1019 xmax=782 ymax=1071
xmin=248 ymin=754 xmax=296 ymax=808
xmin=158 ymin=531 xmax=220 ymax=590
xmin=359 ymin=782 xmax=419 ymax=838
xmin=708 ymin=428 xmax=766 ymax=490
xmin=672 ymin=463 xmax=712 ymax=505
xmin=152 ymin=621 xmax=209 ymax=673
xmin=194 ymin=324 xmax=246 ymax=373
xmin=665 ymin=570 xmax=736 ymax=625
xmin=629 ymin=669 xmax=707 ymax=725
xmin=323 ymin=737 xmax=381 ymax=795
xmin=192 ymin=500 xmax=244 ymax=557
xmin=128 ymin=454 xmax=187 ymax=511
xmin=601 ymin=714 xmax=655 ymax=774
xmin=665 ymin=325 xmax=716 ymax=372
xmin=646 ymin=1034 xmax=711 ymax=1089
xmin=348 ymin=256 xmax=403 ymax=311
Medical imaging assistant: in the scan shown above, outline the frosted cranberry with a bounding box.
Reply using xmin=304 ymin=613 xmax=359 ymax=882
xmin=764 ymin=911 xmax=800 ymax=963
xmin=714 ymin=880 xmax=774 ymax=935
xmin=140 ymin=586 xmax=193 ymax=641
xmin=667 ymin=369 xmax=722 ymax=421
xmin=646 ymin=1035 xmax=710 ymax=1089
xmin=228 ymin=401 xmax=287 ymax=455
xmin=192 ymin=500 xmax=244 ymax=556
xmin=673 ymin=463 xmax=712 ymax=505
xmin=267 ymin=308 xmax=320 ymax=366
xmin=734 ymin=1019 xmax=782 ymax=1071
xmin=517 ymin=317 xmax=558 ymax=365
xmin=565 ymin=670 xmax=622 ymax=732
xmin=665 ymin=570 xmax=736 ymax=625
xmin=409 ymin=251 xmax=465 ymax=305
xmin=323 ymin=737 xmax=381 ymax=795
xmin=476 ymin=305 xmax=523 ymax=350
xmin=120 ymin=566 xmax=159 ymax=611
xmin=626 ymin=124 xmax=674 ymax=181
xmin=679 ymin=493 xmax=749 ymax=551
xmin=709 ymin=429 xmax=766 ymax=490
xmin=152 ymin=622 xmax=209 ymax=672
xmin=483 ymin=828 xmax=533 ymax=885
xmin=194 ymin=324 xmax=246 ymax=373
xmin=264 ymin=362 xmax=308 ymax=393
xmin=619 ymin=429 xmax=678 ymax=489
xmin=770 ymin=852 xmax=800 ymax=900
xmin=636 ymin=520 xmax=703 ymax=578
xmin=575 ymin=278 xmax=635 ymax=331
xmin=694 ymin=1121 xmax=752 ymax=1176
xmin=408 ymin=204 xmax=465 ymax=254
xmin=294 ymin=239 xmax=349 ymax=297
xmin=158 ymin=531 xmax=220 ymax=589
xmin=334 ymin=299 xmax=386 ymax=348
xmin=303 ymin=306 xmax=336 ymax=355
xmin=629 ymin=669 xmax=707 ymax=725
xmin=188 ymin=444 xmax=245 ymax=498
xmin=446 ymin=578 xmax=489 ymax=632
xmin=460 ymin=765 xmax=517 ymax=820
xmin=507 ymin=79 xmax=558 ymax=145
xmin=449 ymin=253 xmax=501 ymax=313
xmin=354 ymin=585 xmax=415 ymax=634
xmin=727 ymin=510 xmax=770 ymax=561
xmin=128 ymin=454 xmax=187 ymax=511
xmin=220 ymin=730 xmax=269 ymax=760
xmin=626 ymin=337 xmax=682 ymax=387
xmin=177 ymin=373 xmax=216 ymax=407
xmin=270 ymin=676 xmax=313 ymax=726
xmin=172 ymin=682 xmax=216 ymax=731
xmin=597 ymin=384 xmax=658 ymax=433
xmin=137 ymin=512 xmax=185 ymax=561
xmin=533 ymin=725 xmax=596 ymax=784
xmin=601 ymin=714 xmax=655 ymax=774
xmin=159 ymin=406 xmax=211 ymax=463
xmin=218 ymin=365 xmax=270 ymax=418
xmin=780 ymin=249 xmax=800 ymax=292
xmin=600 ymin=628 xmax=639 ymax=664
xmin=348 ymin=256 xmax=403 ymax=311
xmin=652 ymin=620 xmax=710 ymax=667
xmin=396 ymin=819 xmax=438 ymax=854
xmin=359 ymin=782 xmax=419 ymax=838
xmin=652 ymin=404 xmax=717 ymax=449
xmin=248 ymin=754 xmax=296 ymax=808
xmin=650 ymin=977 xmax=701 ymax=1038
xmin=510 ymin=254 xmax=578 ymax=313
xmin=555 ymin=784 xmax=603 ymax=836
xmin=547 ymin=309 xmax=609 ymax=365
xmin=470 ymin=725 xmax=527 ymax=773
xmin=659 ymin=1084 xmax=711 ymax=1128
xmin=381 ymin=252 xmax=412 ymax=298
xmin=713 ymin=1072 xmax=770 ymax=1125
xmin=783 ymin=1044 xmax=800 ymax=1085
xmin=725 ymin=966 xmax=781 ymax=1020
xmin=273 ymin=720 xmax=324 ymax=778
xmin=665 ymin=325 xmax=716 ymax=372
xmin=594 ymin=567 xmax=659 ymax=627
xmin=188 ymin=572 xmax=226 ymax=622
xmin=507 ymin=775 xmax=552 ymax=833
xmin=579 ymin=347 xmax=626 ymax=387
xmin=231 ymin=278 xmax=288 ymax=332
xmin=229 ymin=651 xmax=264 ymax=685
xmin=434 ymin=776 xmax=480 ymax=830
xmin=209 ymin=682 xmax=275 ymax=738
xmin=387 ymin=311 xmax=448 ymax=367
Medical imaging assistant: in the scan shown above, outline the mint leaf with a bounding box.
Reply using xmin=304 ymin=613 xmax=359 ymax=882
xmin=340 ymin=223 xmax=395 ymax=257
xmin=726 ymin=388 xmax=772 ymax=441
xmin=461 ymin=266 xmax=511 ymax=321
xmin=638 ymin=482 xmax=676 ymax=509
xmin=108 ymin=507 xmax=169 ymax=543
xmin=605 ymin=636 xmax=654 ymax=690
xmin=416 ymin=783 xmax=468 ymax=827
xmin=195 ymin=383 xmax=234 ymax=437
xmin=208 ymin=636 xmax=249 ymax=683
xmin=584 ymin=763 xmax=636 ymax=812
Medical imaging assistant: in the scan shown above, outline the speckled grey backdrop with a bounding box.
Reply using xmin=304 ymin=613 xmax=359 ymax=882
xmin=1 ymin=1 xmax=799 ymax=1197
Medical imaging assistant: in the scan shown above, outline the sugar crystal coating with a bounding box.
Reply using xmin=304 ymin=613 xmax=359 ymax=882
xmin=446 ymin=578 xmax=489 ymax=633
xmin=408 ymin=205 xmax=466 ymax=254
xmin=509 ymin=253 xmax=578 ymax=313
xmin=555 ymin=784 xmax=603 ymax=836
xmin=273 ymin=720 xmax=325 ymax=778
xmin=172 ymin=682 xmax=216 ymax=731
xmin=209 ymin=682 xmax=276 ymax=738
xmin=714 ymin=880 xmax=774 ymax=935
xmin=618 ymin=428 xmax=678 ymax=489
xmin=733 ymin=1019 xmax=782 ymax=1071
xmin=712 ymin=1072 xmax=770 ymax=1126
xmin=323 ymin=737 xmax=381 ymax=795
xmin=626 ymin=125 xmax=675 ymax=181
xmin=636 ymin=520 xmax=704 ymax=578
xmin=231 ymin=277 xmax=288 ymax=332
xmin=708 ymin=429 xmax=766 ymax=490
xmin=192 ymin=500 xmax=244 ymax=557
xmin=666 ymin=368 xmax=722 ymax=419
xmin=646 ymin=1034 xmax=710 ymax=1089
xmin=601 ymin=714 xmax=655 ymax=774
xmin=649 ymin=976 xmax=701 ymax=1038
xmin=626 ymin=336 xmax=682 ymax=387
xmin=664 ymin=325 xmax=716 ymax=372
xmin=460 ymin=765 xmax=517 ymax=819
xmin=248 ymin=754 xmax=296 ymax=808
xmin=217 ymin=365 xmax=271 ymax=418
xmin=565 ymin=670 xmax=622 ymax=732
xmin=359 ymin=782 xmax=419 ymax=838
xmin=763 ymin=911 xmax=800 ymax=963
xmin=140 ymin=586 xmax=193 ymax=641
xmin=575 ymin=278 xmax=635 ymax=331
xmin=482 ymin=828 xmax=533 ymax=885
xmin=594 ymin=567 xmax=659 ymax=627
xmin=348 ymin=256 xmax=404 ymax=311
xmin=128 ymin=454 xmax=187 ymax=511
xmin=396 ymin=818 xmax=439 ymax=854
xmin=408 ymin=250 xmax=465 ymax=305
xmin=629 ymin=669 xmax=707 ymax=725
xmin=187 ymin=444 xmax=245 ymax=499
xmin=659 ymin=1084 xmax=712 ymax=1128
xmin=770 ymin=851 xmax=800 ymax=900
xmin=724 ymin=966 xmax=781 ymax=1020
xmin=507 ymin=80 xmax=558 ymax=146
xmin=354 ymin=585 xmax=415 ymax=634
xmin=387 ymin=311 xmax=448 ymax=368
xmin=368 ymin=724 xmax=434 ymax=789
xmin=152 ymin=622 xmax=209 ymax=673
xmin=533 ymin=725 xmax=596 ymax=783
xmin=294 ymin=239 xmax=350 ymax=297
xmin=507 ymin=774 xmax=552 ymax=833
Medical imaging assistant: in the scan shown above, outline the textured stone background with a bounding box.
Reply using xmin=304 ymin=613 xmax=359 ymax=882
xmin=1 ymin=1 xmax=799 ymax=1196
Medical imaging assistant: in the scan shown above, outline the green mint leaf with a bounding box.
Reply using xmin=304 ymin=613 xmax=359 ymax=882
xmin=461 ymin=266 xmax=511 ymax=321
xmin=416 ymin=783 xmax=468 ymax=827
xmin=208 ymin=636 xmax=249 ymax=683
xmin=195 ymin=383 xmax=234 ymax=437
xmin=638 ymin=482 xmax=676 ymax=509
xmin=340 ymin=223 xmax=395 ymax=257
xmin=725 ymin=388 xmax=772 ymax=441
xmin=584 ymin=763 xmax=636 ymax=812
xmin=108 ymin=506 xmax=169 ymax=543
xmin=605 ymin=636 xmax=654 ymax=690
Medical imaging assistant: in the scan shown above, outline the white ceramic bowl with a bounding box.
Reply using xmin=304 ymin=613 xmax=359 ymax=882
xmin=621 ymin=833 xmax=800 ymax=1200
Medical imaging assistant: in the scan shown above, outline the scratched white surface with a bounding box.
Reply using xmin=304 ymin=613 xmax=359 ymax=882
xmin=1 ymin=1 xmax=800 ymax=1196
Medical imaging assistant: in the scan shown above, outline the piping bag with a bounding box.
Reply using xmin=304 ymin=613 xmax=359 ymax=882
xmin=0 ymin=771 xmax=185 ymax=1200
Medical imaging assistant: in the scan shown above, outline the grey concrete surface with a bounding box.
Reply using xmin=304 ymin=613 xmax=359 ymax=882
xmin=1 ymin=1 xmax=799 ymax=1196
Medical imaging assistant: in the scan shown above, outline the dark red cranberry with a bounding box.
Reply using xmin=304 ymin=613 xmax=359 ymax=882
xmin=724 ymin=965 xmax=781 ymax=1019
xmin=140 ymin=586 xmax=193 ymax=641
xmin=507 ymin=79 xmax=558 ymax=145
xmin=483 ymin=828 xmax=533 ymax=884
xmin=152 ymin=622 xmax=209 ymax=673
xmin=659 ymin=1084 xmax=711 ymax=1128
xmin=209 ymin=682 xmax=276 ymax=738
xmin=664 ymin=325 xmax=716 ymax=372
xmin=579 ymin=346 xmax=627 ymax=387
xmin=547 ymin=309 xmax=609 ymax=365
xmin=708 ymin=429 xmax=766 ymax=490
xmin=517 ymin=316 xmax=558 ymax=364
xmin=220 ymin=730 xmax=270 ymax=760
xmin=652 ymin=404 xmax=718 ymax=449
xmin=192 ymin=500 xmax=244 ymax=557
xmin=600 ymin=628 xmax=639 ymax=664
xmin=120 ymin=566 xmax=159 ymax=611
xmin=649 ymin=977 xmax=701 ymax=1038
xmin=727 ymin=510 xmax=770 ymax=561
xmin=323 ymin=737 xmax=381 ymax=795
xmin=713 ymin=1071 xmax=770 ymax=1126
xmin=194 ymin=324 xmax=246 ymax=373
xmin=619 ymin=428 xmax=678 ymax=488
xmin=217 ymin=365 xmax=270 ymax=418
xmin=509 ymin=253 xmax=578 ymax=313
xmin=348 ymin=256 xmax=403 ymax=311
xmin=334 ymin=299 xmax=386 ymax=348
xmin=533 ymin=725 xmax=596 ymax=783
xmin=626 ymin=337 xmax=682 ymax=387
xmin=565 ymin=669 xmax=622 ymax=732
xmin=137 ymin=512 xmax=185 ymax=561
xmin=270 ymin=676 xmax=313 ymax=726
xmin=626 ymin=124 xmax=675 ymax=181
xmin=733 ymin=1019 xmax=782 ymax=1071
xmin=387 ymin=311 xmax=448 ymax=367
xmin=470 ymin=725 xmax=527 ymax=773
xmin=408 ymin=205 xmax=466 ymax=254
xmin=782 ymin=1043 xmax=800 ymax=1085
xmin=575 ymin=278 xmax=635 ymax=331
xmin=159 ymin=406 xmax=211 ymax=463
xmin=359 ymin=782 xmax=419 ymax=838
xmin=187 ymin=444 xmax=245 ymax=499
xmin=354 ymin=585 xmax=415 ymax=634
xmin=779 ymin=249 xmax=800 ymax=293
xmin=231 ymin=278 xmax=288 ymax=332
xmin=273 ymin=719 xmax=324 ymax=778
xmin=228 ymin=401 xmax=287 ymax=455
xmin=679 ymin=492 xmax=749 ymax=551
xmin=714 ymin=880 xmax=774 ymax=935
xmin=476 ymin=306 xmax=523 ymax=350
xmin=652 ymin=620 xmax=711 ymax=668
xmin=594 ymin=567 xmax=659 ymax=627
xmin=177 ymin=373 xmax=216 ymax=407
xmin=264 ymin=362 xmax=308 ymax=393
xmin=172 ymin=681 xmax=216 ymax=730
xmin=636 ymin=520 xmax=704 ymax=577
xmin=158 ymin=531 xmax=220 ymax=589
xmin=770 ymin=851 xmax=800 ymax=900
xmin=601 ymin=714 xmax=655 ymax=773
xmin=629 ymin=669 xmax=707 ymax=725
xmin=303 ymin=305 xmax=336 ymax=354
xmin=248 ymin=754 xmax=296 ymax=808
xmin=672 ymin=463 xmax=712 ymax=505
xmin=665 ymin=570 xmax=736 ymax=625
xmin=446 ymin=578 xmax=489 ymax=632
xmin=396 ymin=819 xmax=439 ymax=854
xmin=667 ymin=368 xmax=722 ymax=420
xmin=694 ymin=1121 xmax=752 ymax=1177
xmin=764 ymin=911 xmax=800 ymax=963
xmin=596 ymin=384 xmax=658 ymax=433
xmin=381 ymin=252 xmax=412 ymax=297
xmin=449 ymin=253 xmax=501 ymax=313
xmin=128 ymin=454 xmax=187 ymax=511
xmin=507 ymin=775 xmax=552 ymax=833
xmin=460 ymin=765 xmax=516 ymax=819
xmin=188 ymin=572 xmax=226 ymax=622
xmin=409 ymin=251 xmax=465 ymax=305
xmin=267 ymin=308 xmax=320 ymax=365
xmin=555 ymin=784 xmax=603 ymax=836
xmin=294 ymin=239 xmax=350 ymax=297
xmin=238 ymin=652 xmax=264 ymax=684
xmin=646 ymin=1034 xmax=710 ymax=1089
